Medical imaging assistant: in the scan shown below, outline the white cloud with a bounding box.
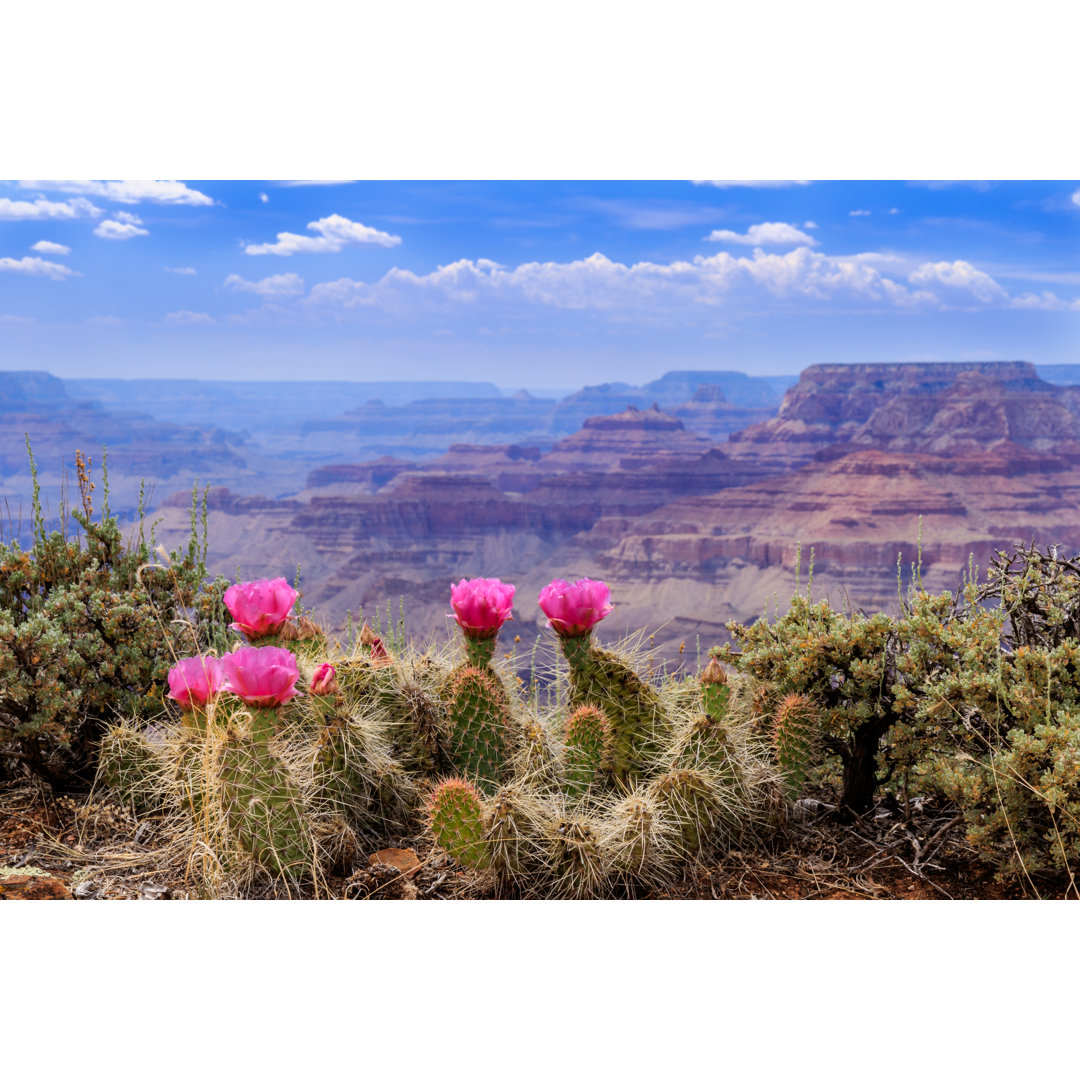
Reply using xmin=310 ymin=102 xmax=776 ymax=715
xmin=889 ymin=207 xmax=901 ymax=214
xmin=164 ymin=266 xmax=197 ymax=275
xmin=1072 ymin=189 xmax=1080 ymax=208
xmin=113 ymin=210 xmax=143 ymax=224
xmin=0 ymin=196 xmax=101 ymax=220
xmin=803 ymin=221 xmax=818 ymax=229
xmin=18 ymin=180 xmax=212 ymax=206
xmin=31 ymin=240 xmax=71 ymax=256
xmin=1009 ymin=290 xmax=1080 ymax=312
xmin=245 ymin=214 xmax=401 ymax=255
xmin=259 ymin=192 xmax=269 ymax=203
xmin=165 ymin=310 xmax=216 ymax=325
xmin=692 ymin=180 xmax=811 ymax=188
xmin=0 ymin=255 xmax=80 ymax=280
xmin=85 ymin=315 xmax=127 ymax=326
xmin=705 ymin=222 xmax=818 ymax=247
xmin=908 ymin=260 xmax=1009 ymax=305
xmin=849 ymin=209 xmax=871 ymax=216
xmin=224 ymin=272 xmax=305 ymax=297
xmin=94 ymin=217 xmax=149 ymax=240
xmin=303 ymin=247 xmax=937 ymax=319
xmin=0 ymin=313 xmax=35 ymax=324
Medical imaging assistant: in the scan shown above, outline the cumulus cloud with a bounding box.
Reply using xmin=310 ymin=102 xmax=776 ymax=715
xmin=849 ymin=209 xmax=871 ymax=216
xmin=303 ymin=247 xmax=939 ymax=320
xmin=692 ymin=180 xmax=811 ymax=188
xmin=18 ymin=180 xmax=213 ymax=206
xmin=704 ymin=222 xmax=818 ymax=247
xmin=0 ymin=255 xmax=80 ymax=280
xmin=244 ymin=214 xmax=402 ymax=255
xmin=1072 ymin=189 xmax=1080 ymax=208
xmin=908 ymin=260 xmax=1010 ymax=305
xmin=1009 ymin=290 xmax=1080 ymax=311
xmin=31 ymin=240 xmax=71 ymax=256
xmin=164 ymin=266 xmax=197 ymax=275
xmin=0 ymin=196 xmax=101 ymax=220
xmin=94 ymin=214 xmax=149 ymax=240
xmin=224 ymin=272 xmax=305 ymax=297
xmin=165 ymin=310 xmax=216 ymax=325
xmin=259 ymin=192 xmax=269 ymax=203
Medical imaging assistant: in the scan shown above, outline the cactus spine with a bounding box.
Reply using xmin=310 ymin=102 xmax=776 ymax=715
xmin=563 ymin=704 xmax=610 ymax=796
xmin=558 ymin=632 xmax=662 ymax=785
xmin=216 ymin=709 xmax=311 ymax=878
xmin=649 ymin=769 xmax=722 ymax=856
xmin=772 ymin=692 xmax=819 ymax=798
xmin=444 ymin=666 xmax=514 ymax=792
xmin=428 ymin=778 xmax=489 ymax=870
xmin=548 ymin=818 xmax=606 ymax=899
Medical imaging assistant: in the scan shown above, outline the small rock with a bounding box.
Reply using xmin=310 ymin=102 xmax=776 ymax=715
xmin=0 ymin=872 xmax=73 ymax=901
xmin=368 ymin=847 xmax=421 ymax=878
xmin=74 ymin=879 xmax=103 ymax=900
xmin=139 ymin=882 xmax=172 ymax=900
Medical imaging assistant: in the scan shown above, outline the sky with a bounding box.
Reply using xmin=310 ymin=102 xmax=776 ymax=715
xmin=1 ymin=179 xmax=1078 ymax=389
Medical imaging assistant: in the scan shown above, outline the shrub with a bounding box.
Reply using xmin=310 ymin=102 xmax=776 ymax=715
xmin=0 ymin=443 xmax=218 ymax=787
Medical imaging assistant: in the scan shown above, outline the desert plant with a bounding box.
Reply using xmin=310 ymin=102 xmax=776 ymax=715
xmin=0 ymin=444 xmax=215 ymax=786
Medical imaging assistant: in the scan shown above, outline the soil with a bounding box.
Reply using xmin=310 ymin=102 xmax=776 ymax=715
xmin=0 ymin=779 xmax=1064 ymax=900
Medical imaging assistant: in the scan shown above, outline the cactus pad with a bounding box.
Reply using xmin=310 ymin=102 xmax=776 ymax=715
xmin=428 ymin=778 xmax=489 ymax=870
xmin=444 ymin=666 xmax=514 ymax=792
xmin=563 ymin=704 xmax=611 ymax=796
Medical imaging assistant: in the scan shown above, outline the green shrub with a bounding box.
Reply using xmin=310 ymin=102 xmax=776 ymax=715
xmin=0 ymin=442 xmax=216 ymax=787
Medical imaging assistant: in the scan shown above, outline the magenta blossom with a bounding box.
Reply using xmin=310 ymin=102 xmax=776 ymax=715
xmin=450 ymin=577 xmax=516 ymax=639
xmin=310 ymin=663 xmax=339 ymax=696
xmin=221 ymin=646 xmax=300 ymax=707
xmin=167 ymin=656 xmax=225 ymax=710
xmin=538 ymin=578 xmax=613 ymax=637
xmin=222 ymin=577 xmax=298 ymax=640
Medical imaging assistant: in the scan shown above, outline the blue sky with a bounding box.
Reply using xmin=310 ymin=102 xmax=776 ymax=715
xmin=2 ymin=180 xmax=1078 ymax=388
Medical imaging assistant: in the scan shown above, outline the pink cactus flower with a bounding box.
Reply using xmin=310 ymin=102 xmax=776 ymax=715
xmin=167 ymin=656 xmax=225 ymax=710
xmin=310 ymin=663 xmax=339 ymax=696
xmin=450 ymin=577 xmax=516 ymax=639
xmin=221 ymin=646 xmax=301 ymax=707
xmin=538 ymin=578 xmax=614 ymax=637
xmin=222 ymin=577 xmax=298 ymax=639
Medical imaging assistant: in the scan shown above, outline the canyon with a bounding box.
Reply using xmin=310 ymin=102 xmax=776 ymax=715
xmin=139 ymin=360 xmax=1080 ymax=666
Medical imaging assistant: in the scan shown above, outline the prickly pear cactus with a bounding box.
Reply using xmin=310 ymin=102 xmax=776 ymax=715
xmin=558 ymin=633 xmax=663 ymax=785
xmin=216 ymin=712 xmax=312 ymax=879
xmin=563 ymin=704 xmax=610 ymax=796
xmin=772 ymin=692 xmax=819 ymax=798
xmin=444 ymin=666 xmax=514 ymax=792
xmin=649 ymin=769 xmax=722 ymax=857
xmin=311 ymin=711 xmax=413 ymax=838
xmin=546 ymin=817 xmax=606 ymax=899
xmin=700 ymin=658 xmax=730 ymax=723
xmin=98 ymin=723 xmax=167 ymax=815
xmin=428 ymin=778 xmax=489 ymax=871
xmin=603 ymin=793 xmax=670 ymax=883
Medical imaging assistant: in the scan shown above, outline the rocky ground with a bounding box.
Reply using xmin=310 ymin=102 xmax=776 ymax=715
xmin=0 ymin=778 xmax=1045 ymax=901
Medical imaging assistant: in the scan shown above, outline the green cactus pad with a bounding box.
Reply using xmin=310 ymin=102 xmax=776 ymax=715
xmin=772 ymin=693 xmax=819 ymax=798
xmin=563 ymin=704 xmax=611 ymax=796
xmin=428 ymin=778 xmax=489 ymax=870
xmin=649 ymin=768 xmax=722 ymax=856
xmin=559 ymin=637 xmax=663 ymax=784
xmin=464 ymin=635 xmax=498 ymax=668
xmin=216 ymin=729 xmax=312 ymax=879
xmin=444 ymin=666 xmax=514 ymax=792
